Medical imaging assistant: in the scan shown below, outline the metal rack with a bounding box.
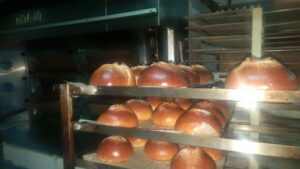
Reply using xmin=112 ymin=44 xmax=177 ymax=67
xmin=186 ymin=6 xmax=300 ymax=71
xmin=59 ymin=6 xmax=300 ymax=169
xmin=60 ymin=83 xmax=300 ymax=169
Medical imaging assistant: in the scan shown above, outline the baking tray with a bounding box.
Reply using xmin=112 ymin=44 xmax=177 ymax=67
xmin=82 ymin=147 xmax=226 ymax=169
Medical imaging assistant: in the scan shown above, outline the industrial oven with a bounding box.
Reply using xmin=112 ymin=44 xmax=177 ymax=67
xmin=1 ymin=0 xmax=300 ymax=169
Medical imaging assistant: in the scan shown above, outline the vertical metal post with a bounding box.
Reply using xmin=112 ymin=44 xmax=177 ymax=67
xmin=167 ymin=28 xmax=175 ymax=62
xmin=158 ymin=28 xmax=176 ymax=62
xmin=136 ymin=29 xmax=150 ymax=65
xmin=178 ymin=41 xmax=184 ymax=64
xmin=249 ymin=6 xmax=263 ymax=169
xmin=250 ymin=6 xmax=263 ymax=139
xmin=60 ymin=84 xmax=74 ymax=169
xmin=251 ymin=7 xmax=263 ymax=59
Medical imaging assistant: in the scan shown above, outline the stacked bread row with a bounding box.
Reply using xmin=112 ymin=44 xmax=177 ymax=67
xmin=89 ymin=57 xmax=298 ymax=169
xmin=96 ymin=97 xmax=227 ymax=169
xmin=90 ymin=62 xmax=214 ymax=88
xmin=90 ymin=57 xmax=298 ymax=90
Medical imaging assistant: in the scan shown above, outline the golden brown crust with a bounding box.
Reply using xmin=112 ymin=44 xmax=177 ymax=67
xmin=137 ymin=62 xmax=190 ymax=87
xmin=144 ymin=97 xmax=164 ymax=111
xmin=127 ymin=137 xmax=148 ymax=147
xmin=131 ymin=65 xmax=148 ymax=84
xmin=96 ymin=136 xmax=133 ymax=163
xmin=178 ymin=65 xmax=199 ymax=86
xmin=225 ymin=57 xmax=298 ymax=90
xmin=192 ymin=101 xmax=225 ymax=125
xmin=90 ymin=63 xmax=135 ymax=86
xmin=152 ymin=101 xmax=185 ymax=127
xmin=174 ymin=99 xmax=193 ymax=111
xmin=210 ymin=101 xmax=228 ymax=118
xmin=201 ymin=147 xmax=224 ymax=162
xmin=97 ymin=104 xmax=138 ymax=128
xmin=191 ymin=64 xmax=214 ymax=84
xmin=171 ymin=146 xmax=216 ymax=169
xmin=125 ymin=99 xmax=152 ymax=121
xmin=144 ymin=140 xmax=179 ymax=161
xmin=175 ymin=108 xmax=222 ymax=136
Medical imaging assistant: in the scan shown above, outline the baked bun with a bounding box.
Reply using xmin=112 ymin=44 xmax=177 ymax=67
xmin=174 ymin=99 xmax=193 ymax=111
xmin=211 ymin=101 xmax=228 ymax=118
xmin=145 ymin=97 xmax=164 ymax=111
xmin=144 ymin=140 xmax=179 ymax=161
xmin=90 ymin=63 xmax=135 ymax=86
xmin=178 ymin=65 xmax=199 ymax=86
xmin=127 ymin=137 xmax=148 ymax=147
xmin=131 ymin=65 xmax=148 ymax=84
xmin=97 ymin=104 xmax=138 ymax=128
xmin=191 ymin=64 xmax=214 ymax=84
xmin=125 ymin=99 xmax=152 ymax=121
xmin=171 ymin=146 xmax=216 ymax=169
xmin=96 ymin=136 xmax=133 ymax=163
xmin=152 ymin=101 xmax=185 ymax=127
xmin=225 ymin=57 xmax=298 ymax=90
xmin=175 ymin=108 xmax=222 ymax=136
xmin=137 ymin=62 xmax=190 ymax=87
xmin=192 ymin=101 xmax=225 ymax=125
xmin=201 ymin=147 xmax=224 ymax=162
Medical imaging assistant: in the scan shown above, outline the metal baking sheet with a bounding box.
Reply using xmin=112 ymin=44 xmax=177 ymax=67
xmin=79 ymin=101 xmax=233 ymax=134
xmin=73 ymin=121 xmax=300 ymax=159
xmin=82 ymin=147 xmax=169 ymax=169
xmin=80 ymin=147 xmax=225 ymax=169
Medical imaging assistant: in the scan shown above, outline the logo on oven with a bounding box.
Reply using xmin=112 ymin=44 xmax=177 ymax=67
xmin=16 ymin=10 xmax=43 ymax=25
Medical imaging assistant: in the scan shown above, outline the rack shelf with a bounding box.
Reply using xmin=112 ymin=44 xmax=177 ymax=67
xmin=80 ymin=148 xmax=170 ymax=169
xmin=69 ymin=83 xmax=300 ymax=103
xmin=60 ymin=82 xmax=300 ymax=169
xmin=187 ymin=6 xmax=300 ymax=70
xmin=73 ymin=121 xmax=300 ymax=159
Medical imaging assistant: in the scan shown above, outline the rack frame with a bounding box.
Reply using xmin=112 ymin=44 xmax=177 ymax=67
xmin=60 ymin=83 xmax=300 ymax=169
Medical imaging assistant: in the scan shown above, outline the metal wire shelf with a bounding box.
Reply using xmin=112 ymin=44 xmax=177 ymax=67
xmin=60 ymin=82 xmax=300 ymax=169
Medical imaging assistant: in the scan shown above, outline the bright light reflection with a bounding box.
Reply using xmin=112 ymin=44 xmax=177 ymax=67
xmin=0 ymin=66 xmax=26 ymax=76
xmin=230 ymin=85 xmax=264 ymax=109
xmin=234 ymin=139 xmax=258 ymax=154
xmin=161 ymin=82 xmax=168 ymax=87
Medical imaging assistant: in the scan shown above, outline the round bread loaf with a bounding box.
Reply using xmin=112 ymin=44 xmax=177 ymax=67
xmin=131 ymin=65 xmax=148 ymax=84
xmin=211 ymin=101 xmax=228 ymax=118
xmin=127 ymin=137 xmax=148 ymax=147
xmin=152 ymin=101 xmax=185 ymax=127
xmin=178 ymin=65 xmax=199 ymax=86
xmin=96 ymin=136 xmax=133 ymax=163
xmin=145 ymin=97 xmax=164 ymax=111
xmin=201 ymin=147 xmax=224 ymax=162
xmin=144 ymin=140 xmax=179 ymax=161
xmin=174 ymin=99 xmax=193 ymax=111
xmin=192 ymin=101 xmax=225 ymax=125
xmin=97 ymin=104 xmax=138 ymax=128
xmin=171 ymin=146 xmax=216 ymax=169
xmin=225 ymin=57 xmax=298 ymax=90
xmin=137 ymin=62 xmax=190 ymax=87
xmin=125 ymin=99 xmax=152 ymax=121
xmin=191 ymin=64 xmax=214 ymax=84
xmin=90 ymin=63 xmax=135 ymax=86
xmin=175 ymin=108 xmax=222 ymax=136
